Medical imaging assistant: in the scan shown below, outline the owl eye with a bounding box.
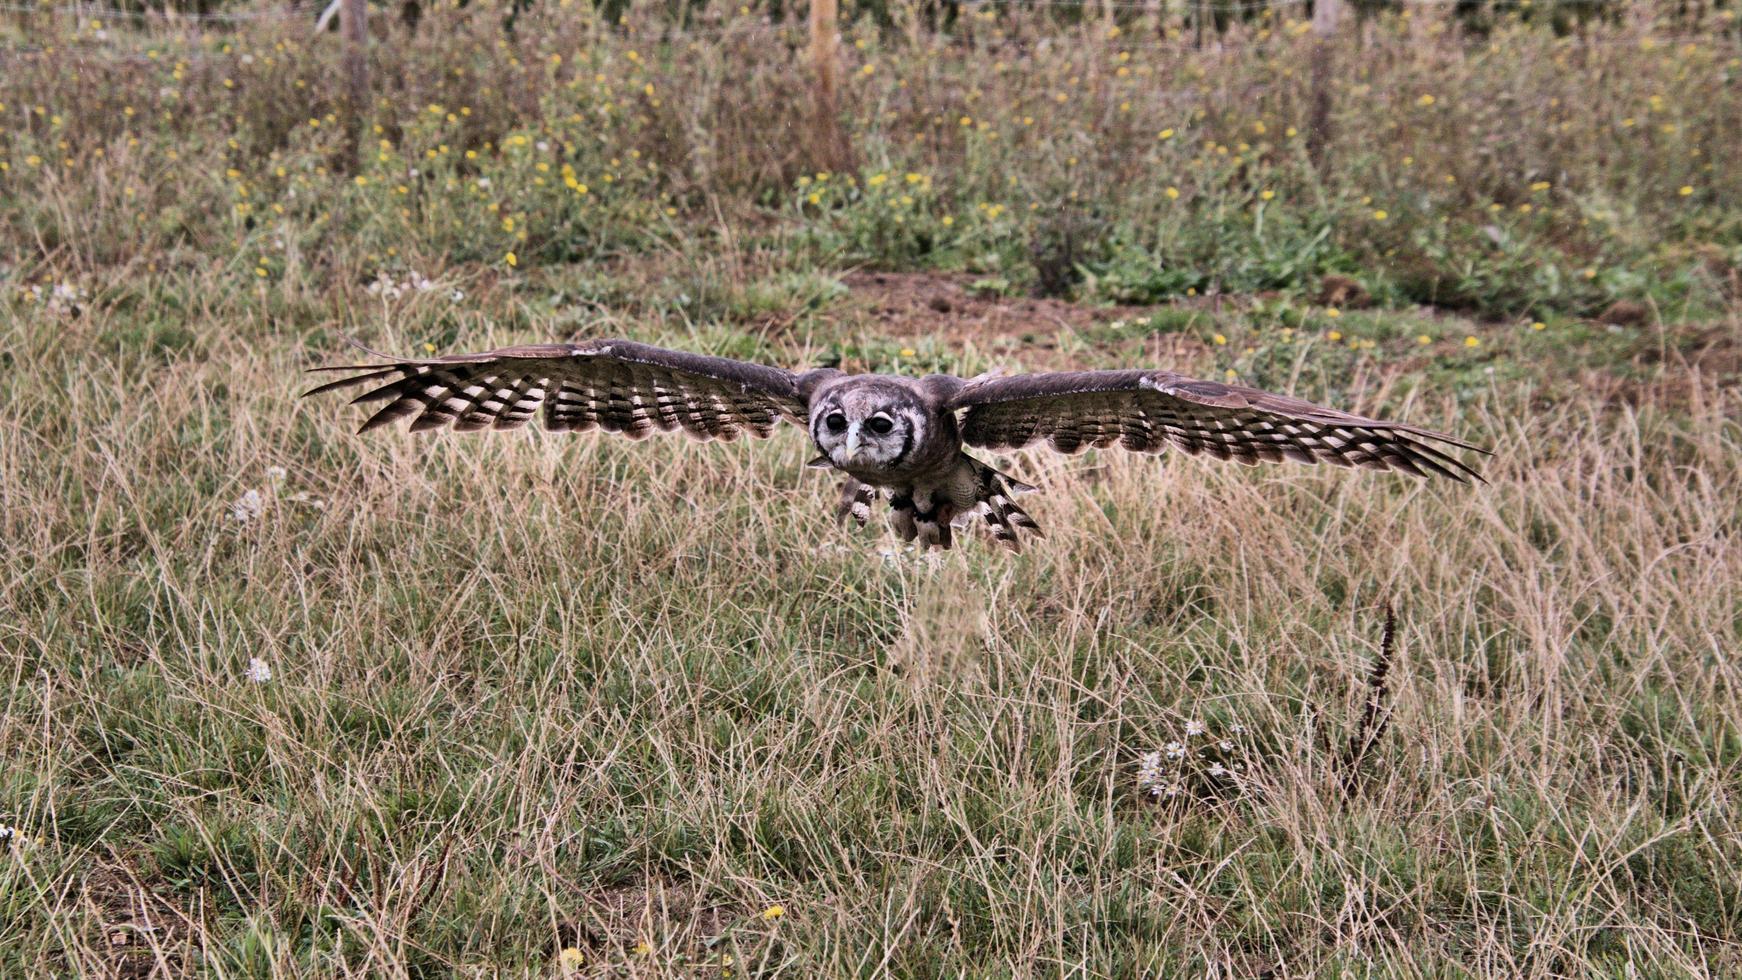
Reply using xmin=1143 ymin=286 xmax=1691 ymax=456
xmin=825 ymin=412 xmax=848 ymax=433
xmin=865 ymin=416 xmax=895 ymax=435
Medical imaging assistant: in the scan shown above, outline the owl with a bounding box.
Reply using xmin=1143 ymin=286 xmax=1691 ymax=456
xmin=306 ymin=339 xmax=1485 ymax=551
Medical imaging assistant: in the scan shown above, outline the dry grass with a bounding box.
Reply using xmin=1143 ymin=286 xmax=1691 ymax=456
xmin=3 ymin=1 xmax=1742 ymax=976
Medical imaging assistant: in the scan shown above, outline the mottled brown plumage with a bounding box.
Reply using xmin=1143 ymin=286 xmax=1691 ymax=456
xmin=306 ymin=338 xmax=1487 ymax=550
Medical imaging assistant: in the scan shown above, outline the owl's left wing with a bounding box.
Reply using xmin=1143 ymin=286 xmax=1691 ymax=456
xmin=304 ymin=339 xmax=814 ymax=440
xmin=946 ymin=370 xmax=1486 ymax=482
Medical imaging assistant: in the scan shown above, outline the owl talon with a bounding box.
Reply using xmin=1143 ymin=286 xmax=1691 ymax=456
xmin=837 ymin=479 xmax=874 ymax=527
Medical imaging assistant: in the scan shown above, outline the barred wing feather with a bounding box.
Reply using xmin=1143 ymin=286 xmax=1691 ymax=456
xmin=304 ymin=339 xmax=808 ymax=441
xmin=950 ymin=370 xmax=1486 ymax=482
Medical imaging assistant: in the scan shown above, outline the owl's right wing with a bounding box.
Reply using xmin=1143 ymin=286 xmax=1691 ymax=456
xmin=305 ymin=338 xmax=823 ymax=441
xmin=944 ymin=369 xmax=1486 ymax=482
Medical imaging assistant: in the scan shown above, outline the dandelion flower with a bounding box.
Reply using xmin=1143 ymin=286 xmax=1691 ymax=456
xmin=760 ymin=904 xmax=786 ymax=921
xmin=1678 ymin=185 xmax=1694 ymax=196
xmin=557 ymin=947 xmax=584 ymax=971
xmin=899 ymin=348 xmax=916 ymax=357
xmin=505 ymin=252 xmax=518 ymax=268
xmin=1531 ymin=321 xmax=1546 ymax=331
xmin=1464 ymin=336 xmax=1480 ymax=348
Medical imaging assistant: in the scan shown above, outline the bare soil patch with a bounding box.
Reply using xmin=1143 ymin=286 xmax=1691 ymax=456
xmin=840 ymin=270 xmax=1210 ymax=368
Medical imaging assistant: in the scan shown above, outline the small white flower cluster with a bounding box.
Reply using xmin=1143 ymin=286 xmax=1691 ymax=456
xmin=230 ymin=468 xmax=326 ymax=526
xmin=244 ymin=657 xmax=272 ymax=684
xmin=1104 ymin=314 xmax=1161 ymax=333
xmin=364 ymin=271 xmax=466 ymax=304
xmin=1136 ymin=718 xmax=1249 ymax=804
xmin=366 ymin=270 xmax=438 ymax=300
xmin=876 ymin=545 xmax=945 ymax=569
xmin=25 ymin=281 xmax=83 ymax=316
xmin=231 ymin=488 xmax=265 ymax=524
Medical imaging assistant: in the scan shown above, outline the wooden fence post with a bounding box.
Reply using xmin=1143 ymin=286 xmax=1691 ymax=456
xmin=340 ymin=0 xmax=368 ymax=171
xmin=1306 ymin=0 xmax=1341 ymax=171
xmin=808 ymin=0 xmax=849 ymax=174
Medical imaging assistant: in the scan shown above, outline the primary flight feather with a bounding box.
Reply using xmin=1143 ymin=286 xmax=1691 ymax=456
xmin=305 ymin=338 xmax=1486 ymax=551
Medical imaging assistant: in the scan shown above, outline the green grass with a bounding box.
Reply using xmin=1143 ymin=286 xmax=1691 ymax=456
xmin=3 ymin=2 xmax=1742 ymax=976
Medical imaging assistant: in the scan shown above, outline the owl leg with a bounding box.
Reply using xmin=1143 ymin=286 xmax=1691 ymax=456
xmin=836 ymin=479 xmax=874 ymax=527
xmin=906 ymin=487 xmax=956 ymax=550
xmin=888 ymin=491 xmax=919 ymax=542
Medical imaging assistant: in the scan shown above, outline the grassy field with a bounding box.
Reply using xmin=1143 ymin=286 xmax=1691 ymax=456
xmin=3 ymin=1 xmax=1741 ymax=976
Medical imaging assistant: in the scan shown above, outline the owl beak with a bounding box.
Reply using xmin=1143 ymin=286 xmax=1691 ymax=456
xmin=844 ymin=423 xmax=863 ymax=461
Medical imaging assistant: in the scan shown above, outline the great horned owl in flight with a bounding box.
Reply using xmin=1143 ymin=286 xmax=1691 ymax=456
xmin=306 ymin=339 xmax=1484 ymax=551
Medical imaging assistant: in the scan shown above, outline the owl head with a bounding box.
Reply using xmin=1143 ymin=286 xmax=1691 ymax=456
xmin=809 ymin=381 xmax=928 ymax=473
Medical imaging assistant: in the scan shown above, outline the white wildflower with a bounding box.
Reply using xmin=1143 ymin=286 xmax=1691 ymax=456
xmin=1230 ymin=722 xmax=1247 ymax=735
xmin=244 ymin=658 xmax=272 ymax=684
xmin=475 ymin=177 xmax=491 ymax=189
xmin=449 ymin=288 xmax=466 ymax=303
xmin=1207 ymin=762 xmax=1228 ymax=777
xmin=1136 ymin=750 xmax=1166 ymax=795
xmin=1164 ymin=741 xmax=1185 ymax=760
xmin=231 ymin=489 xmax=265 ymax=524
xmin=1184 ymin=719 xmax=1206 ymax=737
xmin=288 ymin=491 xmax=327 ymax=511
xmin=265 ymin=465 xmax=287 ymax=483
xmin=1218 ymin=740 xmax=1234 ymax=752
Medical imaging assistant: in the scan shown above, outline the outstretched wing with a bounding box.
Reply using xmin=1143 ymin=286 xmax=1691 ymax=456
xmin=304 ymin=339 xmax=809 ymax=441
xmin=947 ymin=370 xmax=1486 ymax=481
